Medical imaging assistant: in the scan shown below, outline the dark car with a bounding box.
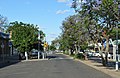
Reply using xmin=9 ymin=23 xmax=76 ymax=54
xmin=19 ymin=53 xmax=26 ymax=60
xmin=31 ymin=51 xmax=38 ymax=56
xmin=30 ymin=51 xmax=42 ymax=59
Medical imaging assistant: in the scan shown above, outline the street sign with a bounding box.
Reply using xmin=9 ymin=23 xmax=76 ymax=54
xmin=44 ymin=42 xmax=48 ymax=48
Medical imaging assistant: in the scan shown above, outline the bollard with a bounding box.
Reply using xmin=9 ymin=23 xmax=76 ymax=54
xmin=38 ymin=51 xmax=40 ymax=59
xmin=42 ymin=52 xmax=45 ymax=59
xmin=25 ymin=52 xmax=28 ymax=60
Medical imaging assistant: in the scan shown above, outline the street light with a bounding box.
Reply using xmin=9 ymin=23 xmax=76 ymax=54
xmin=116 ymin=21 xmax=119 ymax=71
xmin=115 ymin=1 xmax=120 ymax=71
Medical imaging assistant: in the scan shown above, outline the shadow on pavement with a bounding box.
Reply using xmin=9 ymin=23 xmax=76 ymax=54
xmin=47 ymin=55 xmax=58 ymax=59
xmin=0 ymin=54 xmax=21 ymax=69
xmin=88 ymin=56 xmax=120 ymax=70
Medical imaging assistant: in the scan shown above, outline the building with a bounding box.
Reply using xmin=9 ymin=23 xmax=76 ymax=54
xmin=0 ymin=31 xmax=10 ymax=61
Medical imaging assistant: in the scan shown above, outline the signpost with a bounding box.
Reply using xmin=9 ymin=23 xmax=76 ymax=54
xmin=115 ymin=1 xmax=120 ymax=71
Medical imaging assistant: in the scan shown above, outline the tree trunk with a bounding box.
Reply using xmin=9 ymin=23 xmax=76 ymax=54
xmin=75 ymin=46 xmax=78 ymax=54
xmin=101 ymin=54 xmax=108 ymax=66
xmin=101 ymin=56 xmax=106 ymax=66
xmin=101 ymin=36 xmax=109 ymax=66
xmin=95 ymin=41 xmax=107 ymax=66
xmin=69 ymin=49 xmax=73 ymax=55
xmin=104 ymin=36 xmax=109 ymax=66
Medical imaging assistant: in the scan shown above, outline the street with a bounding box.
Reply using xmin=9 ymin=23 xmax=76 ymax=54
xmin=0 ymin=53 xmax=112 ymax=78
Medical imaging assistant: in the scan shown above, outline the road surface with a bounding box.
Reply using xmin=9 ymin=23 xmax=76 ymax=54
xmin=0 ymin=53 xmax=112 ymax=78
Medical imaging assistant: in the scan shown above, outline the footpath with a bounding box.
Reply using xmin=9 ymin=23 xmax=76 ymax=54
xmin=0 ymin=54 xmax=48 ymax=68
xmin=63 ymin=54 xmax=120 ymax=78
xmin=77 ymin=59 xmax=120 ymax=78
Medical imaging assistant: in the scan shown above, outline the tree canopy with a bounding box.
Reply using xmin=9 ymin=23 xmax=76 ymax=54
xmin=7 ymin=21 xmax=45 ymax=53
xmin=56 ymin=0 xmax=120 ymax=66
xmin=0 ymin=14 xmax=8 ymax=32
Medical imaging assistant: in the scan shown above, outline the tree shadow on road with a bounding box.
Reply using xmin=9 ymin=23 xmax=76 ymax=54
xmin=47 ymin=55 xmax=58 ymax=59
xmin=0 ymin=55 xmax=21 ymax=69
xmin=0 ymin=60 xmax=21 ymax=69
xmin=88 ymin=57 xmax=120 ymax=70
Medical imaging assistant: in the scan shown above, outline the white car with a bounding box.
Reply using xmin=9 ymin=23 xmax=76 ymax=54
xmin=87 ymin=52 xmax=94 ymax=56
xmin=102 ymin=53 xmax=112 ymax=58
xmin=93 ymin=52 xmax=101 ymax=57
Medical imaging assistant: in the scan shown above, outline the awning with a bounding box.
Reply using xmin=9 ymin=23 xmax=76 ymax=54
xmin=0 ymin=32 xmax=9 ymax=39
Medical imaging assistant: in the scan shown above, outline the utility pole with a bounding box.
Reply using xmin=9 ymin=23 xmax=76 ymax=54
xmin=115 ymin=1 xmax=120 ymax=71
xmin=38 ymin=31 xmax=40 ymax=59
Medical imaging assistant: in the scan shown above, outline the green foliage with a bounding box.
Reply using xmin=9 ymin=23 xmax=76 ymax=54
xmin=63 ymin=51 xmax=69 ymax=55
xmin=49 ymin=45 xmax=56 ymax=51
xmin=74 ymin=53 xmax=85 ymax=60
xmin=51 ymin=38 xmax=60 ymax=50
xmin=80 ymin=44 xmax=88 ymax=50
xmin=7 ymin=21 xmax=42 ymax=53
xmin=110 ymin=28 xmax=120 ymax=40
xmin=71 ymin=0 xmax=120 ymax=66
xmin=39 ymin=30 xmax=46 ymax=40
xmin=71 ymin=0 xmax=120 ymax=44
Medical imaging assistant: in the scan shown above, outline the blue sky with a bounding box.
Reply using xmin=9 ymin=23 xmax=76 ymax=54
xmin=0 ymin=0 xmax=75 ymax=44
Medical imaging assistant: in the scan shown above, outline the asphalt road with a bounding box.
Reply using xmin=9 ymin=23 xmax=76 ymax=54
xmin=0 ymin=53 xmax=112 ymax=78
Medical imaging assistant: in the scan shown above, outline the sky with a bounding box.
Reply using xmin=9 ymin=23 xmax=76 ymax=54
xmin=0 ymin=0 xmax=75 ymax=44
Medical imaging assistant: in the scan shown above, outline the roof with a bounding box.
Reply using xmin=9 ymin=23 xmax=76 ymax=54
xmin=0 ymin=32 xmax=9 ymax=39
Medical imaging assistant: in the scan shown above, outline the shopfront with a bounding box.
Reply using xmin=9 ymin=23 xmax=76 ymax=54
xmin=0 ymin=32 xmax=10 ymax=60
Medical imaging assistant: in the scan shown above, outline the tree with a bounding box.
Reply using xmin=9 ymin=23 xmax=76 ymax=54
xmin=110 ymin=28 xmax=120 ymax=40
xmin=7 ymin=21 xmax=40 ymax=53
xmin=60 ymin=15 xmax=78 ymax=54
xmin=49 ymin=45 xmax=56 ymax=51
xmin=58 ymin=14 xmax=89 ymax=55
xmin=72 ymin=0 xmax=120 ymax=66
xmin=0 ymin=15 xmax=8 ymax=32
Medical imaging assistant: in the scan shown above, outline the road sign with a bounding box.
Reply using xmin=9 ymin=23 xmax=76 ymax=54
xmin=44 ymin=42 xmax=48 ymax=48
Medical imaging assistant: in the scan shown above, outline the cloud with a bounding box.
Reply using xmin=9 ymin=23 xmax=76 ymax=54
xmin=57 ymin=0 xmax=69 ymax=3
xmin=56 ymin=10 xmax=70 ymax=14
xmin=57 ymin=0 xmax=73 ymax=7
xmin=66 ymin=2 xmax=72 ymax=7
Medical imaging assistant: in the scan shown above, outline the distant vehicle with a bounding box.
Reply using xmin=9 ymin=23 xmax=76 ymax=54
xmin=87 ymin=52 xmax=94 ymax=57
xmin=79 ymin=51 xmax=84 ymax=54
xmin=19 ymin=53 xmax=26 ymax=60
xmin=29 ymin=50 xmax=42 ymax=58
xmin=93 ymin=51 xmax=112 ymax=58
xmin=31 ymin=51 xmax=38 ymax=56
xmin=93 ymin=51 xmax=101 ymax=57
xmin=102 ymin=52 xmax=112 ymax=58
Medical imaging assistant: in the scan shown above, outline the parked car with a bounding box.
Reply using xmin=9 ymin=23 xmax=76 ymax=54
xmin=19 ymin=52 xmax=26 ymax=60
xmin=31 ymin=51 xmax=38 ymax=57
xmin=93 ymin=51 xmax=101 ymax=57
xmin=93 ymin=51 xmax=112 ymax=58
xmin=30 ymin=50 xmax=42 ymax=59
xmin=87 ymin=52 xmax=94 ymax=57
xmin=102 ymin=52 xmax=112 ymax=59
xmin=78 ymin=51 xmax=84 ymax=54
